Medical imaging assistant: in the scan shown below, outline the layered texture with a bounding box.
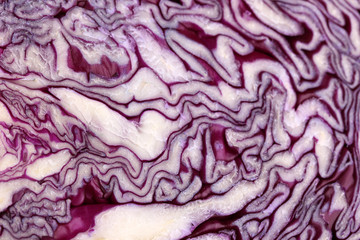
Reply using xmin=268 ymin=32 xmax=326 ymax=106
xmin=0 ymin=0 xmax=359 ymax=239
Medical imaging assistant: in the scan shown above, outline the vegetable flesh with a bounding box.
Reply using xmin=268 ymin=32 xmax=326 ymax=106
xmin=0 ymin=0 xmax=358 ymax=239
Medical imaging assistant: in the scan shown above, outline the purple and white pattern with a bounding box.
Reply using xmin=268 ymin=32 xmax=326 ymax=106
xmin=0 ymin=0 xmax=358 ymax=239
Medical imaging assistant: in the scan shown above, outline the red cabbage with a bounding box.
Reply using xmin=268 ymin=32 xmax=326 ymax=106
xmin=0 ymin=0 xmax=358 ymax=239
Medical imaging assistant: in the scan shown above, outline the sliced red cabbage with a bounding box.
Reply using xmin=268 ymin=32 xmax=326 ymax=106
xmin=0 ymin=0 xmax=358 ymax=239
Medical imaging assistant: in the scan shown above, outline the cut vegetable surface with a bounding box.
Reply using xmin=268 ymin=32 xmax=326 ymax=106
xmin=0 ymin=0 xmax=358 ymax=239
